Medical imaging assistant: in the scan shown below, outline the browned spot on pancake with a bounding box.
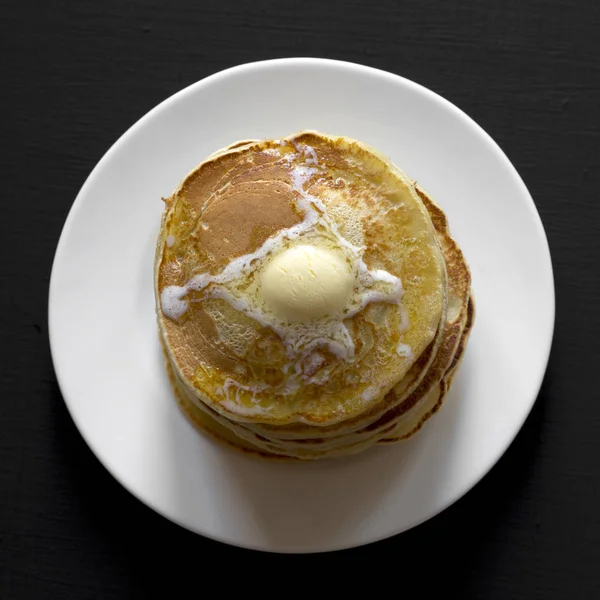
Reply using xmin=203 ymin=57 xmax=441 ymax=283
xmin=159 ymin=258 xmax=183 ymax=285
xmin=195 ymin=182 xmax=300 ymax=263
xmin=163 ymin=304 xmax=240 ymax=378
xmin=179 ymin=152 xmax=246 ymax=218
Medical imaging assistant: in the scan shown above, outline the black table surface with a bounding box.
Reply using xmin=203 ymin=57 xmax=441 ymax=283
xmin=2 ymin=0 xmax=600 ymax=596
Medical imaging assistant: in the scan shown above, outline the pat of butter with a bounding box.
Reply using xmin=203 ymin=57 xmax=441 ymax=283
xmin=260 ymin=244 xmax=354 ymax=322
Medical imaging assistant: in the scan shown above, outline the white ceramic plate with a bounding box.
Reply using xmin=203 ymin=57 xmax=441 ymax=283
xmin=49 ymin=58 xmax=554 ymax=553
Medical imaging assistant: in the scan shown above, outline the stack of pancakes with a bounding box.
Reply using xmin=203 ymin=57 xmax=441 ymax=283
xmin=155 ymin=131 xmax=473 ymax=460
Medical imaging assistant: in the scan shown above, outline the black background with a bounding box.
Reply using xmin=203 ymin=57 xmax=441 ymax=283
xmin=2 ymin=0 xmax=600 ymax=597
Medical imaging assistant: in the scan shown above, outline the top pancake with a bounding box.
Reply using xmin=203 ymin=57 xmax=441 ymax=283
xmin=155 ymin=131 xmax=446 ymax=426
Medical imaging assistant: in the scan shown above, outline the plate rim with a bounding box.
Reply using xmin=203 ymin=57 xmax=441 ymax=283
xmin=48 ymin=57 xmax=555 ymax=552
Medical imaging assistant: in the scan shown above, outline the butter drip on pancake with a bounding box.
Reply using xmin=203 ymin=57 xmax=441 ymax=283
xmin=160 ymin=142 xmax=407 ymax=394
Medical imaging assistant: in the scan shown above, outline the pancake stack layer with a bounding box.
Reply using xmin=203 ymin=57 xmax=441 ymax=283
xmin=155 ymin=131 xmax=474 ymax=460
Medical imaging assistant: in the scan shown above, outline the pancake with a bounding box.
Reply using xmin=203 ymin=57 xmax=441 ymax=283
xmin=156 ymin=132 xmax=446 ymax=425
xmin=155 ymin=131 xmax=473 ymax=460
